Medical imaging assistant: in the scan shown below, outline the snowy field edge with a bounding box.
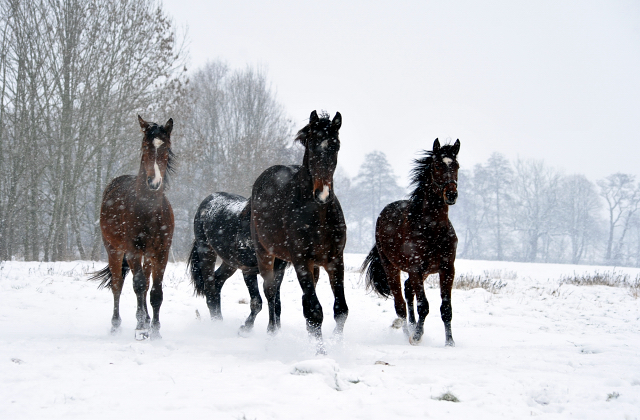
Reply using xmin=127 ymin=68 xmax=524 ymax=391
xmin=1 ymin=255 xmax=639 ymax=419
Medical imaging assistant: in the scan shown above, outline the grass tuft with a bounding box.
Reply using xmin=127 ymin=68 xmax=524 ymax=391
xmin=560 ymin=270 xmax=640 ymax=298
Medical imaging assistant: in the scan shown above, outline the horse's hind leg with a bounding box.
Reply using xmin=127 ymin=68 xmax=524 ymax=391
xmin=410 ymin=273 xmax=430 ymax=344
xmin=326 ymin=256 xmax=348 ymax=337
xmin=211 ymin=262 xmax=237 ymax=320
xmin=380 ymin=252 xmax=406 ymax=331
xmin=239 ymin=270 xmax=262 ymax=333
xmin=404 ymin=277 xmax=416 ymax=326
xmin=107 ymin=247 xmax=125 ymax=334
xmin=439 ymin=267 xmax=455 ymax=347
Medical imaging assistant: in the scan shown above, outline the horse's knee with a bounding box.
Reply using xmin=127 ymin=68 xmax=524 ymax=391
xmin=250 ymin=296 xmax=262 ymax=313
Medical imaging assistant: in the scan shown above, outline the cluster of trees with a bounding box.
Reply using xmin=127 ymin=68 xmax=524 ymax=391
xmin=2 ymin=1 xmax=639 ymax=268
xmin=450 ymin=153 xmax=640 ymax=266
xmin=0 ymin=0 xmax=187 ymax=261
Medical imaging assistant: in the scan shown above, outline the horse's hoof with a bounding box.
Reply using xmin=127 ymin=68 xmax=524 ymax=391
xmin=135 ymin=329 xmax=149 ymax=341
xmin=110 ymin=326 xmax=121 ymax=335
xmin=409 ymin=332 xmax=422 ymax=346
xmin=266 ymin=326 xmax=279 ymax=336
xmin=316 ymin=341 xmax=327 ymax=356
xmin=150 ymin=329 xmax=162 ymax=340
xmin=238 ymin=325 xmax=253 ymax=337
xmin=391 ymin=318 xmax=405 ymax=329
xmin=445 ymin=338 xmax=455 ymax=347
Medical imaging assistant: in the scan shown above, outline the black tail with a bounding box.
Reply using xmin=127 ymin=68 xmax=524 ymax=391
xmin=360 ymin=246 xmax=391 ymax=298
xmin=88 ymin=256 xmax=130 ymax=289
xmin=187 ymin=240 xmax=208 ymax=297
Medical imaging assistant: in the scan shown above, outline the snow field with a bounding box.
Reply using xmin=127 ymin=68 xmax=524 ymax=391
xmin=1 ymin=256 xmax=639 ymax=419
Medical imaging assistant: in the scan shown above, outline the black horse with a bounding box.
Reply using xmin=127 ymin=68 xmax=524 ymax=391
xmin=251 ymin=110 xmax=347 ymax=352
xmin=362 ymin=138 xmax=460 ymax=346
xmin=187 ymin=192 xmax=288 ymax=332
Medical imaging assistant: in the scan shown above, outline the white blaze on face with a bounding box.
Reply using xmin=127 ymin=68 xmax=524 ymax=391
xmin=153 ymin=138 xmax=164 ymax=149
xmin=443 ymin=157 xmax=453 ymax=166
xmin=318 ymin=184 xmax=330 ymax=202
xmin=151 ymin=161 xmax=162 ymax=188
xmin=320 ymin=140 xmax=328 ymax=149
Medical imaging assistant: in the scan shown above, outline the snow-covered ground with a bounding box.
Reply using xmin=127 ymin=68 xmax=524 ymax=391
xmin=1 ymin=255 xmax=639 ymax=419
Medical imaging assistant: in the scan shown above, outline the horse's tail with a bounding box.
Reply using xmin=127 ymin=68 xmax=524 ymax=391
xmin=187 ymin=240 xmax=207 ymax=297
xmin=88 ymin=256 xmax=130 ymax=289
xmin=361 ymin=246 xmax=391 ymax=298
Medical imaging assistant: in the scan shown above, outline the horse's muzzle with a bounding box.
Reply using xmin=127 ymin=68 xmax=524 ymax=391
xmin=147 ymin=176 xmax=162 ymax=191
xmin=444 ymin=189 xmax=458 ymax=205
xmin=314 ymin=184 xmax=332 ymax=204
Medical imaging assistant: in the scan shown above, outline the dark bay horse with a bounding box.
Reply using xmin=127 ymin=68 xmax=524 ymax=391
xmin=251 ymin=110 xmax=347 ymax=352
xmin=187 ymin=192 xmax=288 ymax=332
xmin=90 ymin=115 xmax=175 ymax=340
xmin=362 ymin=138 xmax=460 ymax=346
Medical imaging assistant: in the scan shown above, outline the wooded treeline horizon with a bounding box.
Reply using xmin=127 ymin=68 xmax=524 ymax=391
xmin=0 ymin=0 xmax=638 ymax=268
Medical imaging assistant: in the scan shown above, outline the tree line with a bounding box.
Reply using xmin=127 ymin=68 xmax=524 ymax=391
xmin=449 ymin=153 xmax=640 ymax=266
xmin=1 ymin=0 xmax=638 ymax=268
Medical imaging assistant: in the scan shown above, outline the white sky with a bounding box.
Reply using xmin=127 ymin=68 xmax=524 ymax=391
xmin=162 ymin=0 xmax=640 ymax=186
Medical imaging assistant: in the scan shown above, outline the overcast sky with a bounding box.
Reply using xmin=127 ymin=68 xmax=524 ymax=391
xmin=162 ymin=0 xmax=640 ymax=186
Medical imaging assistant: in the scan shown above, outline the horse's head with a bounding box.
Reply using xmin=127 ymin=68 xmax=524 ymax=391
xmin=430 ymin=138 xmax=460 ymax=205
xmin=296 ymin=110 xmax=342 ymax=204
xmin=138 ymin=115 xmax=173 ymax=191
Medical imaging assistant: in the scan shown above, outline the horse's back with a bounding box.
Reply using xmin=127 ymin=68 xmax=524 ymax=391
xmin=196 ymin=192 xmax=256 ymax=269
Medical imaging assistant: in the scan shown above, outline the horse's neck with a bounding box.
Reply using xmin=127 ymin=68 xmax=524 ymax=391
xmin=409 ymin=186 xmax=449 ymax=226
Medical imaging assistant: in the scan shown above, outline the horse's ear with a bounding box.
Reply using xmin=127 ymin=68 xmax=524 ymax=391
xmin=164 ymin=118 xmax=173 ymax=135
xmin=310 ymin=110 xmax=319 ymax=125
xmin=433 ymin=138 xmax=441 ymax=154
xmin=452 ymin=139 xmax=460 ymax=156
xmin=138 ymin=115 xmax=149 ymax=132
xmin=332 ymin=112 xmax=342 ymax=130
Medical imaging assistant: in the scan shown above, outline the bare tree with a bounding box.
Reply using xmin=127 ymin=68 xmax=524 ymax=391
xmin=511 ymin=159 xmax=561 ymax=262
xmin=598 ymin=173 xmax=640 ymax=264
xmin=170 ymin=60 xmax=298 ymax=257
xmin=0 ymin=0 xmax=186 ymax=261
xmin=558 ymin=175 xmax=602 ymax=264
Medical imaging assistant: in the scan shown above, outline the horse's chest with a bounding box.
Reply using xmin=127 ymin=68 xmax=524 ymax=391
xmin=398 ymin=229 xmax=453 ymax=270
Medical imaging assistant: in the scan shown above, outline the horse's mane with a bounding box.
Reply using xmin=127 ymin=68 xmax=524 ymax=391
xmin=294 ymin=111 xmax=332 ymax=145
xmin=409 ymin=143 xmax=457 ymax=203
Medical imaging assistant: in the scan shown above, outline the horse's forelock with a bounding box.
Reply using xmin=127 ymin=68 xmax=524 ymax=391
xmin=295 ymin=116 xmax=333 ymax=145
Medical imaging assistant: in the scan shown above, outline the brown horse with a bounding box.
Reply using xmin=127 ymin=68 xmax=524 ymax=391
xmin=362 ymin=138 xmax=460 ymax=346
xmin=90 ymin=115 xmax=175 ymax=340
xmin=251 ymin=110 xmax=347 ymax=353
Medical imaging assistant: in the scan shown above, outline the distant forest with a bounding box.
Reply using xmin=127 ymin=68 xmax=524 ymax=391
xmin=0 ymin=0 xmax=637 ymax=267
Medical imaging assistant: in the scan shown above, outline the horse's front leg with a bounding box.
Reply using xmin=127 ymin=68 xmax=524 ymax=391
xmin=129 ymin=254 xmax=151 ymax=340
xmin=148 ymin=252 xmax=170 ymax=340
xmin=326 ymin=256 xmax=348 ymax=336
xmin=293 ymin=259 xmax=324 ymax=345
xmin=439 ymin=266 xmax=455 ymax=347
